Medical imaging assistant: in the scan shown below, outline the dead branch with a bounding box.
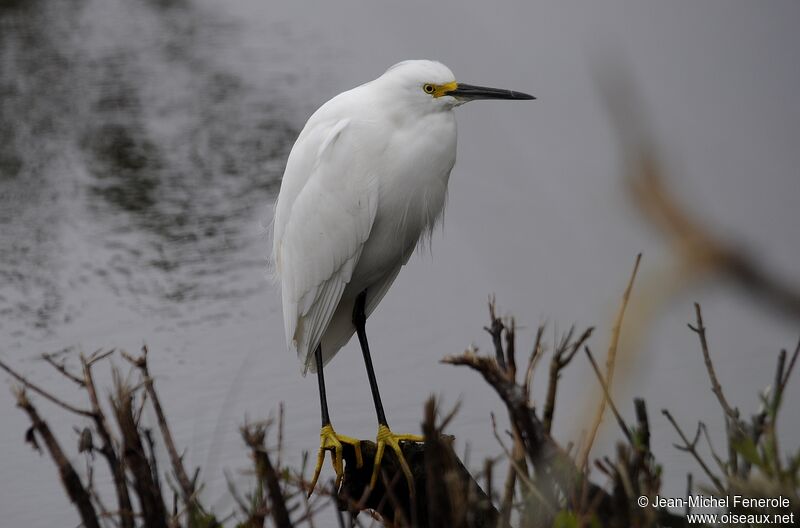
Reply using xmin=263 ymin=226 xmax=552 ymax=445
xmin=688 ymin=303 xmax=739 ymax=425
xmin=699 ymin=422 xmax=728 ymax=478
xmin=446 ymin=334 xmax=690 ymax=528
xmin=661 ymin=409 xmax=725 ymax=494
xmin=584 ymin=347 xmax=632 ymax=444
xmin=524 ymin=325 xmax=546 ymax=398
xmin=543 ymin=326 xmax=594 ymax=433
xmin=634 ymin=398 xmax=650 ymax=451
xmin=124 ymin=346 xmax=196 ymax=507
xmin=777 ymin=339 xmax=799 ymax=407
xmin=241 ymin=422 xmax=293 ymax=528
xmin=333 ymin=399 xmax=498 ymax=528
xmin=498 ymin=445 xmax=519 ymax=528
xmin=443 ymin=350 xmax=615 ymax=519
xmin=80 ymin=354 xmax=135 ymax=528
xmin=41 ymin=352 xmax=85 ymax=387
xmin=481 ymin=307 xmax=531 ymax=528
xmin=15 ymin=389 xmax=101 ymax=528
xmin=0 ymin=358 xmax=94 ymax=418
xmin=484 ymin=297 xmax=507 ymax=372
xmin=88 ymin=349 xmax=116 ymax=366
xmin=111 ymin=371 xmax=169 ymax=528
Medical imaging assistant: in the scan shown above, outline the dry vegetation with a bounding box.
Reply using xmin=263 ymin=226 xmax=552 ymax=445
xmin=1 ymin=286 xmax=799 ymax=527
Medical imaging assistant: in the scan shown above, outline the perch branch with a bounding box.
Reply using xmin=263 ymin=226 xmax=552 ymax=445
xmin=334 ymin=398 xmax=498 ymax=528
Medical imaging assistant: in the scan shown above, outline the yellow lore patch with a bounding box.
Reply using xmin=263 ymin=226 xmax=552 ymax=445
xmin=432 ymin=81 xmax=458 ymax=98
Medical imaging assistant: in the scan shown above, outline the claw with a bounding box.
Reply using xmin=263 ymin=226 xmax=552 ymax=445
xmin=308 ymin=424 xmax=363 ymax=496
xmin=369 ymin=424 xmax=424 ymax=495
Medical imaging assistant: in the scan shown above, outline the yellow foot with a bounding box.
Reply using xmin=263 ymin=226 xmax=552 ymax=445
xmin=370 ymin=424 xmax=424 ymax=494
xmin=308 ymin=424 xmax=363 ymax=495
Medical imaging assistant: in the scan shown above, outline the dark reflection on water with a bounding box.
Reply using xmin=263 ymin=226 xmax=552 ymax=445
xmin=86 ymin=123 xmax=162 ymax=214
xmin=0 ymin=0 xmax=82 ymax=334
xmin=0 ymin=0 xmax=295 ymax=339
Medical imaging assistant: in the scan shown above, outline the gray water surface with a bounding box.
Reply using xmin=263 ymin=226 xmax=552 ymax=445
xmin=1 ymin=1 xmax=799 ymax=525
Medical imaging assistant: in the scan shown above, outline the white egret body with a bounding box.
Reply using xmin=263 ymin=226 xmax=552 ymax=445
xmin=274 ymin=60 xmax=460 ymax=373
xmin=271 ymin=59 xmax=533 ymax=491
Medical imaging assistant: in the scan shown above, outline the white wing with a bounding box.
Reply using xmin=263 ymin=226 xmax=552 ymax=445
xmin=273 ymin=117 xmax=379 ymax=373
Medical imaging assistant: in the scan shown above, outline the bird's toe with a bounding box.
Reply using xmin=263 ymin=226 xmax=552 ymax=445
xmin=369 ymin=424 xmax=424 ymax=495
xmin=308 ymin=424 xmax=363 ymax=496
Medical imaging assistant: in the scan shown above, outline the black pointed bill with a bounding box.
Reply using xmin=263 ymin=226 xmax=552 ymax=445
xmin=447 ymin=83 xmax=535 ymax=101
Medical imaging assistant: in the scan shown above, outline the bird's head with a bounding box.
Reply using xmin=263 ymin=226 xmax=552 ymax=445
xmin=378 ymin=59 xmax=535 ymax=111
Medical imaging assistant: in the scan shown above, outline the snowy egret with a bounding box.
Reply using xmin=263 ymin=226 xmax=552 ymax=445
xmin=272 ymin=59 xmax=534 ymax=492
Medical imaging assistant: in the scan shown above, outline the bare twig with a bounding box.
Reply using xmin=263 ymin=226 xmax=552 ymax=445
xmin=543 ymin=327 xmax=594 ymax=433
xmin=490 ymin=414 xmax=553 ymax=516
xmin=15 ymin=389 xmax=101 ymax=528
xmin=124 ymin=346 xmax=196 ymax=507
xmin=277 ymin=402 xmax=285 ymax=476
xmin=0 ymin=359 xmax=94 ymax=418
xmin=765 ymin=348 xmax=791 ymax=478
xmin=580 ymin=253 xmax=641 ymax=469
xmin=584 ymin=347 xmax=632 ymax=444
xmin=688 ymin=303 xmax=739 ymax=424
xmin=524 ymin=325 xmax=546 ymax=398
xmin=498 ymin=444 xmax=519 ymax=528
xmin=485 ymin=297 xmax=507 ymax=372
xmin=421 ymin=397 xmax=496 ymax=528
xmin=88 ymin=349 xmax=115 ymax=366
xmin=633 ymin=398 xmax=650 ymax=450
xmin=505 ymin=317 xmax=517 ymax=380
xmin=662 ymin=409 xmax=725 ymax=494
xmin=481 ymin=302 xmax=531 ymax=528
xmin=242 ymin=422 xmax=293 ymax=528
xmin=444 ymin=349 xmax=616 ymax=521
xmin=41 ymin=352 xmax=85 ymax=386
xmin=699 ymin=422 xmax=728 ymax=478
xmin=111 ymin=370 xmax=169 ymax=528
xmin=80 ymin=354 xmax=135 ymax=528
xmin=778 ymin=339 xmax=799 ymax=403
xmin=685 ymin=473 xmax=693 ymax=517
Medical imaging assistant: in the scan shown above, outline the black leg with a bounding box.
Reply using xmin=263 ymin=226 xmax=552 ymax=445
xmin=315 ymin=344 xmax=331 ymax=427
xmin=353 ymin=290 xmax=388 ymax=426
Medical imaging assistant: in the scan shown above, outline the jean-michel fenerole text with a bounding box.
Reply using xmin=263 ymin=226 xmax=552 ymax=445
xmin=652 ymin=494 xmax=791 ymax=510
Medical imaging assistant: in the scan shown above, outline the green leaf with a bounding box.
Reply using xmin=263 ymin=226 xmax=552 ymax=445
xmin=553 ymin=511 xmax=580 ymax=528
xmin=733 ymin=437 xmax=764 ymax=469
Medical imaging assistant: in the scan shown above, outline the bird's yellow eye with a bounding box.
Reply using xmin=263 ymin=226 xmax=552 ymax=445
xmin=423 ymin=83 xmax=435 ymax=94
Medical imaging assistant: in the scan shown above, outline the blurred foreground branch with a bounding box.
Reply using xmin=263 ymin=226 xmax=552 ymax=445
xmin=598 ymin=66 xmax=800 ymax=321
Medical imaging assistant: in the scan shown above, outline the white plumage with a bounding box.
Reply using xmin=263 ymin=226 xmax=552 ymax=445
xmin=272 ymin=60 xmax=534 ymax=375
xmin=273 ymin=60 xmax=457 ymax=373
